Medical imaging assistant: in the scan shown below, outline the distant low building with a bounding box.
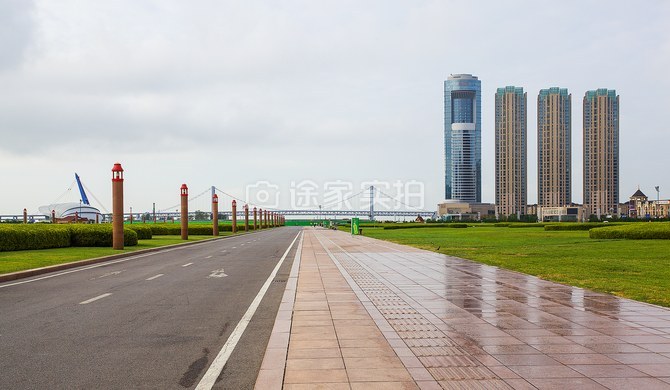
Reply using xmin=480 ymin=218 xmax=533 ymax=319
xmin=437 ymin=201 xmax=495 ymax=221
xmin=537 ymin=205 xmax=584 ymax=222
xmin=628 ymin=189 xmax=670 ymax=219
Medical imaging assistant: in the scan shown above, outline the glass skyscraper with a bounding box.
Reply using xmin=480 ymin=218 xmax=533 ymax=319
xmin=583 ymin=89 xmax=619 ymax=217
xmin=444 ymin=74 xmax=481 ymax=203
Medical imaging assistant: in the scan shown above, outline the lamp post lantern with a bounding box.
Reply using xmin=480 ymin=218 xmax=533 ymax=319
xmin=180 ymin=184 xmax=189 ymax=240
xmin=112 ymin=163 xmax=124 ymax=250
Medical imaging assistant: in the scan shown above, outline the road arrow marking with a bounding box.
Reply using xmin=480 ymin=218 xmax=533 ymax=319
xmin=208 ymin=269 xmax=228 ymax=278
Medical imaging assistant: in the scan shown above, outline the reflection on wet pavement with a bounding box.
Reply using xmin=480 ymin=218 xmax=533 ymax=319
xmin=316 ymin=229 xmax=670 ymax=389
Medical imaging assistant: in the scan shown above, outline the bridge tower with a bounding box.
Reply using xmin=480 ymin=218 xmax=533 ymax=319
xmin=369 ymin=185 xmax=375 ymax=221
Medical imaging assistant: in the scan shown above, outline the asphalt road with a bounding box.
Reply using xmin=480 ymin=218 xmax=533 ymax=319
xmin=0 ymin=227 xmax=302 ymax=389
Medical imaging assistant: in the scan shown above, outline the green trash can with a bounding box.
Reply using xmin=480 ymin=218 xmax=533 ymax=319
xmin=351 ymin=218 xmax=360 ymax=235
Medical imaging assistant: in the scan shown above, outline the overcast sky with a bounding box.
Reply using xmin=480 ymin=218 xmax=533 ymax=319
xmin=1 ymin=0 xmax=669 ymax=215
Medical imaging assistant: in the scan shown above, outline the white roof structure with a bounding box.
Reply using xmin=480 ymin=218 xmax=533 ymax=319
xmin=38 ymin=203 xmax=102 ymax=221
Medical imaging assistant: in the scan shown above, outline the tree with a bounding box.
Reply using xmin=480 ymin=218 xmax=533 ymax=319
xmin=194 ymin=210 xmax=209 ymax=221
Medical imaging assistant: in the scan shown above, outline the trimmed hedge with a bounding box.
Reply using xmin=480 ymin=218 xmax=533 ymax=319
xmin=507 ymin=223 xmax=546 ymax=228
xmin=148 ymin=223 xmax=264 ymax=236
xmin=0 ymin=224 xmax=138 ymax=251
xmin=126 ymin=225 xmax=152 ymax=239
xmin=382 ymin=223 xmax=468 ymax=230
xmin=590 ymin=223 xmax=670 ymax=240
xmin=544 ymin=222 xmax=623 ymax=231
xmin=68 ymin=225 xmax=138 ymax=247
xmin=0 ymin=225 xmax=71 ymax=251
xmin=494 ymin=223 xmax=510 ymax=227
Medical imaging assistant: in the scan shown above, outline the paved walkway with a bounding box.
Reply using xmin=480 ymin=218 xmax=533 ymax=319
xmin=256 ymin=228 xmax=670 ymax=389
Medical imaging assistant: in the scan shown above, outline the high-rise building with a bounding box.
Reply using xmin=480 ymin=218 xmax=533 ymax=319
xmin=537 ymin=88 xmax=571 ymax=208
xmin=495 ymin=86 xmax=527 ymax=217
xmin=583 ymin=89 xmax=619 ymax=217
xmin=444 ymin=74 xmax=481 ymax=203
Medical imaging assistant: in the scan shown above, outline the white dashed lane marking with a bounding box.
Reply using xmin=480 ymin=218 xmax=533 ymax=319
xmin=182 ymin=263 xmax=193 ymax=267
xmin=79 ymin=293 xmax=112 ymax=305
xmin=205 ymin=255 xmax=212 ymax=259
xmin=146 ymin=274 xmax=164 ymax=281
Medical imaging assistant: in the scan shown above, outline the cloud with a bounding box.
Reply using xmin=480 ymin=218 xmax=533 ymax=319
xmin=1 ymin=0 xmax=670 ymax=214
xmin=0 ymin=0 xmax=35 ymax=71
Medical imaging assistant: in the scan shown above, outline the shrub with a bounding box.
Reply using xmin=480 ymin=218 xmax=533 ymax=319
xmin=0 ymin=224 xmax=138 ymax=251
xmin=68 ymin=225 xmax=138 ymax=247
xmin=544 ymin=223 xmax=624 ymax=231
xmin=149 ymin=224 xmax=181 ymax=235
xmin=149 ymin=223 xmax=262 ymax=235
xmin=507 ymin=223 xmax=546 ymax=228
xmin=494 ymin=223 xmax=510 ymax=227
xmin=590 ymin=223 xmax=670 ymax=240
xmin=0 ymin=225 xmax=71 ymax=251
xmin=126 ymin=225 xmax=153 ymax=239
xmin=382 ymin=223 xmax=468 ymax=230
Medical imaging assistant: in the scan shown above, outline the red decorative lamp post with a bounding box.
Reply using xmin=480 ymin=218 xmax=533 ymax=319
xmin=180 ymin=184 xmax=188 ymax=240
xmin=212 ymin=193 xmax=219 ymax=236
xmin=244 ymin=204 xmax=249 ymax=232
xmin=112 ymin=163 xmax=124 ymax=250
xmin=231 ymin=200 xmax=238 ymax=233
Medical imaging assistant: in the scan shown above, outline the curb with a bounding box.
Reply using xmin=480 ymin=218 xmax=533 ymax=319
xmin=0 ymin=228 xmax=278 ymax=283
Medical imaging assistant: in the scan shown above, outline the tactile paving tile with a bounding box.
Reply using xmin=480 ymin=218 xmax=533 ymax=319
xmin=427 ymin=366 xmax=498 ymax=381
xmin=438 ymin=379 xmax=513 ymax=390
xmin=329 ymin=248 xmax=502 ymax=383
xmin=384 ymin=313 xmax=425 ymax=320
xmin=390 ymin=323 xmax=440 ymax=332
xmin=387 ymin=318 xmax=435 ymax=326
xmin=411 ymin=346 xmax=466 ymax=356
xmin=396 ymin=330 xmax=449 ymax=339
xmin=419 ymin=355 xmax=480 ymax=367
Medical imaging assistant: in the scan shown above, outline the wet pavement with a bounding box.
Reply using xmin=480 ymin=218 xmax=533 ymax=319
xmin=256 ymin=228 xmax=670 ymax=389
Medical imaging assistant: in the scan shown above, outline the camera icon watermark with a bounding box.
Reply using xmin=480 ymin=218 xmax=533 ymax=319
xmin=245 ymin=181 xmax=281 ymax=208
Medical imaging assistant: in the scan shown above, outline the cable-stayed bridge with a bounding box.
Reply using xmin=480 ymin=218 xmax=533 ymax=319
xmin=2 ymin=185 xmax=436 ymax=222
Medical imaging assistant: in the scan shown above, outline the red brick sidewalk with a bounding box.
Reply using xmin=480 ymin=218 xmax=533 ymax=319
xmin=256 ymin=228 xmax=670 ymax=389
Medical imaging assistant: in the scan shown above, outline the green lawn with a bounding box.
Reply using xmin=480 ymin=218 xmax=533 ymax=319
xmin=363 ymin=226 xmax=670 ymax=307
xmin=0 ymin=235 xmax=226 ymax=275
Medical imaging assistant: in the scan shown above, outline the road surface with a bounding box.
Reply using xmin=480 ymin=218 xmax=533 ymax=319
xmin=0 ymin=227 xmax=301 ymax=389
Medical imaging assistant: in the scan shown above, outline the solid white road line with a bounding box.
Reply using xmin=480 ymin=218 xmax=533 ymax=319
xmin=79 ymin=293 xmax=112 ymax=305
xmin=195 ymin=230 xmax=302 ymax=390
xmin=182 ymin=263 xmax=194 ymax=267
xmin=145 ymin=274 xmax=164 ymax=281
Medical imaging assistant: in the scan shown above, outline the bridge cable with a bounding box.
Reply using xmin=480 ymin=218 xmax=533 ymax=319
xmin=320 ymin=187 xmax=369 ymax=209
xmin=375 ymin=188 xmax=428 ymax=212
xmin=52 ymin=180 xmax=76 ymax=204
xmin=214 ymin=187 xmax=280 ymax=211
